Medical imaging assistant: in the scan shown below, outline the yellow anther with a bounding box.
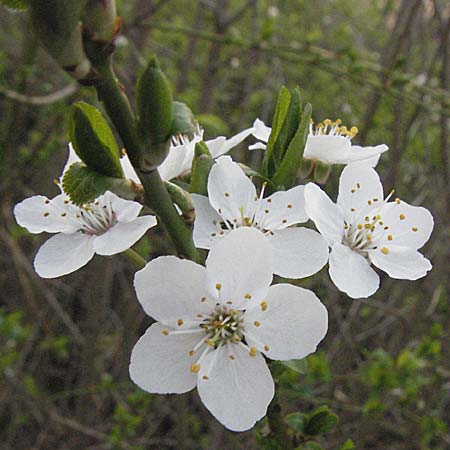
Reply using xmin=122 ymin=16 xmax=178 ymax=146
xmin=351 ymin=208 xmax=356 ymax=212
xmin=384 ymin=226 xmax=389 ymax=230
xmin=201 ymin=296 xmax=207 ymax=303
xmin=211 ymin=232 xmax=217 ymax=237
xmin=340 ymin=125 xmax=348 ymax=134
xmin=44 ymin=199 xmax=50 ymax=204
xmin=334 ymin=119 xmax=342 ymax=125
xmin=366 ymin=235 xmax=372 ymax=242
xmin=61 ymin=213 xmax=66 ymax=217
xmin=43 ymin=212 xmax=50 ymax=217
xmin=177 ymin=319 xmax=184 ymax=327
xmin=228 ymin=355 xmax=236 ymax=360
xmin=399 ymin=214 xmax=406 ymax=220
xmin=224 ymin=192 xmax=230 ymax=197
xmin=202 ymin=375 xmax=209 ymax=380
xmin=206 ymin=339 xmax=215 ymax=347
xmin=381 ymin=247 xmax=390 ymax=255
xmin=249 ymin=347 xmax=257 ymax=357
xmin=215 ymin=283 xmax=222 ymax=290
xmin=351 ymin=189 xmax=356 ymax=193
xmin=162 ymin=329 xmax=169 ymax=336
xmin=244 ymin=293 xmax=252 ymax=299
xmin=357 ymin=183 xmax=361 ymax=188
xmin=412 ymin=227 xmax=418 ymax=232
xmin=226 ymin=300 xmax=233 ymax=305
xmin=395 ymin=197 xmax=401 ymax=204
xmin=121 ymin=148 xmax=126 ymax=156
xmin=264 ymin=345 xmax=270 ymax=352
xmin=282 ymin=219 xmax=287 ymax=224
xmin=350 ymin=126 xmax=358 ymax=136
xmin=267 ymin=198 xmax=272 ymax=203
xmin=357 ymin=224 xmax=363 ymax=230
xmin=365 ymin=216 xmax=370 ymax=221
xmin=189 ymin=350 xmax=195 ymax=356
xmin=230 ymin=309 xmax=237 ymax=315
xmin=388 ymin=235 xmax=393 ymax=241
xmin=264 ymin=209 xmax=269 ymax=214
xmin=260 ymin=301 xmax=268 ymax=311
xmin=197 ymin=314 xmax=203 ymax=318
xmin=368 ymin=200 xmax=372 ymax=205
xmin=324 ymin=119 xmax=332 ymax=126
xmin=190 ymin=364 xmax=201 ymax=373
xmin=53 ymin=178 xmax=59 ymax=185
xmin=287 ymin=204 xmax=293 ymax=209
xmin=254 ymin=321 xmax=261 ymax=327
xmin=64 ymin=200 xmax=69 ymax=204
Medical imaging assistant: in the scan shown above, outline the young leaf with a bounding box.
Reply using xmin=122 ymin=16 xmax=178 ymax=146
xmin=63 ymin=162 xmax=132 ymax=206
xmin=262 ymin=86 xmax=291 ymax=177
xmin=272 ymin=103 xmax=312 ymax=189
xmin=137 ymin=56 xmax=173 ymax=145
xmin=70 ymin=102 xmax=123 ymax=178
xmin=190 ymin=142 xmax=213 ymax=196
xmin=285 ymin=412 xmax=306 ymax=432
xmin=171 ymin=101 xmax=198 ymax=137
xmin=303 ymin=406 xmax=338 ymax=436
xmin=270 ymin=87 xmax=302 ymax=170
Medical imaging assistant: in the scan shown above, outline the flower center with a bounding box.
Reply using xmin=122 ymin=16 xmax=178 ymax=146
xmin=78 ymin=201 xmax=116 ymax=235
xmin=310 ymin=118 xmax=358 ymax=139
xmin=343 ymin=213 xmax=385 ymax=256
xmin=201 ymin=305 xmax=244 ymax=348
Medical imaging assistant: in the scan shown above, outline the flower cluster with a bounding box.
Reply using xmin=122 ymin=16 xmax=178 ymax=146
xmin=13 ymin=113 xmax=434 ymax=432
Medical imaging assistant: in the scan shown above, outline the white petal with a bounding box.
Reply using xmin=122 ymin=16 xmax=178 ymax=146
xmin=303 ymin=135 xmax=351 ymax=163
xmin=197 ymin=344 xmax=274 ymax=432
xmin=328 ymin=242 xmax=380 ymax=299
xmin=369 ymin=245 xmax=432 ymax=280
xmin=14 ymin=194 xmax=79 ymax=234
xmin=34 ymin=232 xmax=95 ymax=278
xmin=93 ymin=216 xmax=157 ymax=255
xmin=337 ymin=164 xmax=383 ymax=221
xmin=103 ymin=191 xmax=142 ymax=222
xmin=134 ymin=256 xmax=213 ymax=327
xmin=244 ymin=283 xmax=328 ymax=360
xmin=267 ymin=228 xmax=329 ymax=278
xmin=129 ymin=322 xmax=199 ymax=394
xmin=191 ymin=194 xmax=228 ymax=249
xmin=205 ymin=228 xmax=272 ymax=309
xmin=207 ymin=156 xmax=257 ymax=224
xmin=120 ymin=153 xmax=140 ymax=184
xmin=251 ymin=118 xmax=271 ymax=142
xmin=304 ymin=183 xmax=344 ymax=244
xmin=255 ymin=185 xmax=308 ymax=231
xmin=206 ymin=127 xmax=254 ymax=159
xmin=348 ymin=144 xmax=388 ymax=167
xmin=376 ymin=201 xmax=434 ymax=250
xmin=249 ymin=142 xmax=268 ymax=151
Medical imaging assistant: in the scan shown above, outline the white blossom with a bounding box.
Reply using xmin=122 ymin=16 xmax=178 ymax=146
xmin=304 ymin=164 xmax=434 ymax=298
xmin=249 ymin=118 xmax=388 ymax=167
xmin=130 ymin=228 xmax=328 ymax=431
xmin=191 ymin=156 xmax=329 ymax=279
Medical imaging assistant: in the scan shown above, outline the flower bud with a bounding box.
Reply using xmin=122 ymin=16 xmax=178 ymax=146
xmin=190 ymin=142 xmax=213 ymax=196
xmin=82 ymin=0 xmax=119 ymax=43
xmin=29 ymin=0 xmax=92 ymax=80
xmin=298 ymin=157 xmax=315 ymax=179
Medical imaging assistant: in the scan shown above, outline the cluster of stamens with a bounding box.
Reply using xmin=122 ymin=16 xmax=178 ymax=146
xmin=310 ymin=118 xmax=358 ymax=139
xmin=171 ymin=124 xmax=202 ymax=147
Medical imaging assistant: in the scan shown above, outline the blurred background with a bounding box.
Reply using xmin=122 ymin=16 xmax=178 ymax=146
xmin=0 ymin=1 xmax=449 ymax=449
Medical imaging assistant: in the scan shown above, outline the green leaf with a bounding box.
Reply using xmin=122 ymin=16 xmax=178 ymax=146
xmin=338 ymin=439 xmax=356 ymax=450
xmin=270 ymin=87 xmax=302 ymax=171
xmin=0 ymin=0 xmax=29 ymax=11
xmin=63 ymin=162 xmax=133 ymax=206
xmin=262 ymin=86 xmax=291 ymax=177
xmin=300 ymin=442 xmax=324 ymax=450
xmin=171 ymin=102 xmax=198 ymax=137
xmin=190 ymin=142 xmax=213 ymax=196
xmin=272 ymin=103 xmax=312 ymax=189
xmin=285 ymin=412 xmax=306 ymax=432
xmin=280 ymin=358 xmax=308 ymax=374
xmin=70 ymin=102 xmax=123 ymax=178
xmin=196 ymin=113 xmax=229 ymax=136
xmin=137 ymin=56 xmax=173 ymax=145
xmin=303 ymin=406 xmax=338 ymax=436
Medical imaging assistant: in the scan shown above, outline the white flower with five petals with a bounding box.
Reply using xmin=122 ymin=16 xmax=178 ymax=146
xmin=304 ymin=164 xmax=434 ymax=298
xmin=191 ymin=156 xmax=329 ymax=279
xmin=249 ymin=118 xmax=388 ymax=167
xmin=129 ymin=228 xmax=328 ymax=431
xmin=14 ymin=191 xmax=157 ymax=278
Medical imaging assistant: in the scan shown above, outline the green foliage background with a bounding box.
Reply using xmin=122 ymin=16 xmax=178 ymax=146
xmin=0 ymin=1 xmax=449 ymax=449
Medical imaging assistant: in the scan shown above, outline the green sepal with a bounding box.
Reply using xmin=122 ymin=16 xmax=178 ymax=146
xmin=171 ymin=101 xmax=198 ymax=138
xmin=279 ymin=358 xmax=308 ymax=374
xmin=313 ymin=160 xmax=332 ymax=184
xmin=137 ymin=56 xmax=173 ymax=146
xmin=0 ymin=0 xmax=29 ymax=11
xmin=298 ymin=157 xmax=315 ymax=179
xmin=262 ymin=86 xmax=291 ymax=177
xmin=270 ymin=87 xmax=302 ymax=171
xmin=285 ymin=412 xmax=306 ymax=432
xmin=70 ymin=102 xmax=123 ymax=178
xmin=190 ymin=142 xmax=213 ymax=196
xmin=303 ymin=406 xmax=338 ymax=436
xmin=164 ymin=181 xmax=195 ymax=223
xmin=63 ymin=162 xmax=133 ymax=206
xmin=272 ymin=103 xmax=312 ymax=189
